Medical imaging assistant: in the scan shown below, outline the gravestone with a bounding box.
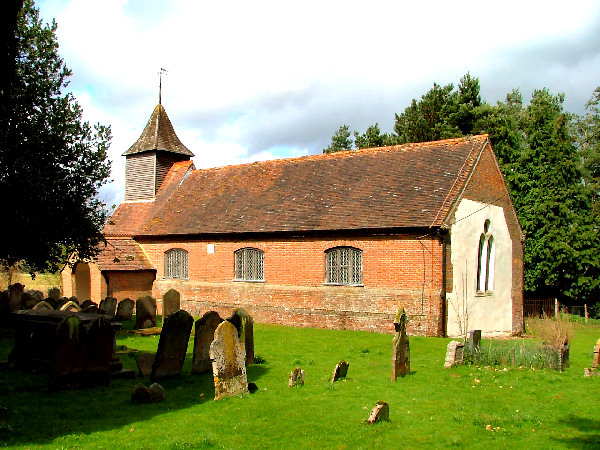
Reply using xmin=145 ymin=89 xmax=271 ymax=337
xmin=60 ymin=301 xmax=81 ymax=312
xmin=8 ymin=283 xmax=24 ymax=312
xmin=47 ymin=287 xmax=61 ymax=301
xmin=367 ymin=401 xmax=389 ymax=424
xmin=135 ymin=296 xmax=157 ymax=329
xmin=391 ymin=308 xmax=410 ymax=381
xmin=162 ymin=289 xmax=181 ymax=320
xmin=80 ymin=300 xmax=96 ymax=309
xmin=69 ymin=296 xmax=79 ymax=305
xmin=558 ymin=341 xmax=570 ymax=372
xmin=116 ymin=298 xmax=134 ymax=320
xmin=84 ymin=317 xmax=113 ymax=386
xmin=21 ymin=292 xmax=37 ymax=309
xmin=288 ymin=367 xmax=305 ymax=387
xmin=151 ymin=310 xmax=194 ymax=380
xmin=593 ymin=339 xmax=600 ymax=369
xmin=444 ymin=341 xmax=465 ymax=368
xmin=209 ymin=320 xmax=249 ymax=400
xmin=331 ymin=360 xmax=349 ymax=382
xmin=32 ymin=300 xmax=54 ymax=310
xmin=469 ymin=330 xmax=482 ymax=352
xmin=227 ymin=308 xmax=254 ymax=365
xmin=136 ymin=353 xmax=155 ymax=377
xmin=148 ymin=383 xmax=166 ymax=402
xmin=192 ymin=311 xmax=222 ymax=374
xmin=99 ymin=297 xmax=117 ymax=317
xmin=83 ymin=305 xmax=99 ymax=314
xmin=132 ymin=384 xmax=152 ymax=404
xmin=30 ymin=290 xmax=44 ymax=302
xmin=56 ymin=297 xmax=70 ymax=310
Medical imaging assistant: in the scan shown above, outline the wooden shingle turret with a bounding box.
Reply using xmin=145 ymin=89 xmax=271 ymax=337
xmin=123 ymin=104 xmax=194 ymax=201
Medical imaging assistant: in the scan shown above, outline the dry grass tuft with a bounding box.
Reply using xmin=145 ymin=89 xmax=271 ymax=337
xmin=525 ymin=314 xmax=574 ymax=349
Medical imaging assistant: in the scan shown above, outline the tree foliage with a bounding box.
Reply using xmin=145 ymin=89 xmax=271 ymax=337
xmin=0 ymin=0 xmax=111 ymax=273
xmin=323 ymin=73 xmax=600 ymax=303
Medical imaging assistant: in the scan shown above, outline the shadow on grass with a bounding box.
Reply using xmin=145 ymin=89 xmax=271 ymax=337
xmin=553 ymin=415 xmax=600 ymax=448
xmin=0 ymin=330 xmax=269 ymax=447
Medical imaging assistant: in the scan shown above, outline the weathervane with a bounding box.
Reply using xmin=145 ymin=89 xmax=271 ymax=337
xmin=158 ymin=68 xmax=168 ymax=105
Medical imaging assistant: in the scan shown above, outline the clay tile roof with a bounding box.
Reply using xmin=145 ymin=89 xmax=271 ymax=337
xmin=129 ymin=135 xmax=488 ymax=236
xmin=96 ymin=237 xmax=154 ymax=271
xmin=122 ymin=104 xmax=194 ymax=157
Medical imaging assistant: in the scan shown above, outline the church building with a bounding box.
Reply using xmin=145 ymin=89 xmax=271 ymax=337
xmin=62 ymin=102 xmax=524 ymax=336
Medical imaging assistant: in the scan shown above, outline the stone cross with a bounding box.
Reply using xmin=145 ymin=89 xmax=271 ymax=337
xmin=367 ymin=401 xmax=389 ymax=424
xmin=288 ymin=367 xmax=305 ymax=387
xmin=391 ymin=308 xmax=410 ymax=380
xmin=151 ymin=310 xmax=194 ymax=380
xmin=135 ymin=296 xmax=157 ymax=329
xmin=162 ymin=289 xmax=181 ymax=320
xmin=116 ymin=298 xmax=134 ymax=320
xmin=331 ymin=360 xmax=349 ymax=382
xmin=227 ymin=308 xmax=254 ymax=365
xmin=209 ymin=320 xmax=249 ymax=400
xmin=444 ymin=341 xmax=465 ymax=368
xmin=192 ymin=311 xmax=222 ymax=374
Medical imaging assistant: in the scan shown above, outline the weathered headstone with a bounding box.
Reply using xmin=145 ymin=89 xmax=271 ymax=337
xmin=47 ymin=287 xmax=61 ymax=301
xmin=99 ymin=297 xmax=117 ymax=317
xmin=52 ymin=315 xmax=85 ymax=389
xmin=69 ymin=296 xmax=79 ymax=305
xmin=32 ymin=300 xmax=54 ymax=310
xmin=84 ymin=316 xmax=113 ymax=386
xmin=331 ymin=360 xmax=349 ymax=382
xmin=132 ymin=384 xmax=152 ymax=404
xmin=210 ymin=320 xmax=249 ymax=400
xmin=288 ymin=367 xmax=305 ymax=387
xmin=135 ymin=296 xmax=157 ymax=329
xmin=20 ymin=292 xmax=37 ymax=309
xmin=391 ymin=308 xmax=410 ymax=381
xmin=367 ymin=401 xmax=390 ymax=424
xmin=116 ymin=298 xmax=135 ymax=320
xmin=192 ymin=311 xmax=222 ymax=374
xmin=593 ymin=339 xmax=600 ymax=369
xmin=227 ymin=308 xmax=254 ymax=365
xmin=8 ymin=283 xmax=24 ymax=312
xmin=162 ymin=289 xmax=181 ymax=320
xmin=136 ymin=353 xmax=155 ymax=377
xmin=469 ymin=330 xmax=482 ymax=352
xmin=558 ymin=341 xmax=570 ymax=372
xmin=30 ymin=290 xmax=44 ymax=303
xmin=60 ymin=301 xmax=81 ymax=312
xmin=56 ymin=297 xmax=70 ymax=310
xmin=80 ymin=300 xmax=96 ymax=309
xmin=83 ymin=305 xmax=100 ymax=314
xmin=151 ymin=310 xmax=194 ymax=380
xmin=444 ymin=341 xmax=465 ymax=368
xmin=148 ymin=383 xmax=167 ymax=402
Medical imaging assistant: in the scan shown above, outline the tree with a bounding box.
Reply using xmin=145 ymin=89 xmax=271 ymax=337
xmin=0 ymin=0 xmax=111 ymax=274
xmin=575 ymin=87 xmax=600 ymax=205
xmin=354 ymin=123 xmax=397 ymax=149
xmin=323 ymin=124 xmax=353 ymax=153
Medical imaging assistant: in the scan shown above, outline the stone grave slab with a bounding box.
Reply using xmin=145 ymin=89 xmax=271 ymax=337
xmin=331 ymin=360 xmax=349 ymax=382
xmin=135 ymin=296 xmax=156 ymax=329
xmin=444 ymin=341 xmax=465 ymax=368
xmin=151 ymin=310 xmax=194 ymax=380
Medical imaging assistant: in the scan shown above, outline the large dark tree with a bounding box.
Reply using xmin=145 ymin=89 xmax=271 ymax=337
xmin=0 ymin=0 xmax=111 ymax=273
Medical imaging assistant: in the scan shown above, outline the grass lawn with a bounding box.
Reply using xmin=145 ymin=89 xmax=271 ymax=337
xmin=0 ymin=319 xmax=599 ymax=449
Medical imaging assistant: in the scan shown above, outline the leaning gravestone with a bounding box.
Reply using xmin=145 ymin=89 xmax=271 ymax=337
xmin=135 ymin=296 xmax=157 ymax=329
xmin=288 ymin=367 xmax=305 ymax=387
xmin=8 ymin=283 xmax=24 ymax=312
xmin=60 ymin=301 xmax=81 ymax=312
xmin=47 ymin=287 xmax=61 ymax=301
xmin=444 ymin=341 xmax=465 ymax=368
xmin=469 ymin=330 xmax=482 ymax=352
xmin=192 ymin=311 xmax=222 ymax=374
xmin=367 ymin=401 xmax=390 ymax=424
xmin=162 ymin=289 xmax=181 ymax=320
xmin=151 ymin=310 xmax=194 ymax=380
xmin=116 ymin=298 xmax=134 ymax=320
xmin=227 ymin=308 xmax=254 ymax=365
xmin=331 ymin=360 xmax=349 ymax=382
xmin=136 ymin=353 xmax=155 ymax=377
xmin=391 ymin=308 xmax=410 ymax=381
xmin=210 ymin=320 xmax=249 ymax=400
xmin=99 ymin=297 xmax=117 ymax=317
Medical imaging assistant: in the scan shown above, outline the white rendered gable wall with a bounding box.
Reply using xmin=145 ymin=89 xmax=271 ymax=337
xmin=446 ymin=198 xmax=513 ymax=337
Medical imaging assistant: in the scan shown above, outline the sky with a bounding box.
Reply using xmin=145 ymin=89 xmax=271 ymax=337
xmin=35 ymin=0 xmax=600 ymax=207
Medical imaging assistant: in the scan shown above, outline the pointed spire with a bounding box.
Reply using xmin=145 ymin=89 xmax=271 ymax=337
xmin=122 ymin=104 xmax=194 ymax=157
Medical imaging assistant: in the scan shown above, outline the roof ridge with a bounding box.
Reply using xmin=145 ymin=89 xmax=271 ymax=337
xmin=191 ymin=134 xmax=490 ymax=175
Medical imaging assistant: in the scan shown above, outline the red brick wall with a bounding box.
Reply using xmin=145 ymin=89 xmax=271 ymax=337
xmin=455 ymin=142 xmax=525 ymax=334
xmin=104 ymin=270 xmax=155 ymax=301
xmin=136 ymin=234 xmax=445 ymax=335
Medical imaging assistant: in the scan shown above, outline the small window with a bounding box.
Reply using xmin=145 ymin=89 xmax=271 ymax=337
xmin=165 ymin=248 xmax=188 ymax=279
xmin=476 ymin=220 xmax=494 ymax=293
xmin=234 ymin=248 xmax=264 ymax=281
xmin=325 ymin=247 xmax=362 ymax=285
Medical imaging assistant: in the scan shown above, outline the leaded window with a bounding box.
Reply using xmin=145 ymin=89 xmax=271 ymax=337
xmin=165 ymin=248 xmax=188 ymax=279
xmin=476 ymin=220 xmax=494 ymax=293
xmin=234 ymin=248 xmax=264 ymax=281
xmin=325 ymin=247 xmax=362 ymax=285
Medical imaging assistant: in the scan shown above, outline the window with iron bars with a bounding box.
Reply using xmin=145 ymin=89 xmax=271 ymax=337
xmin=325 ymin=247 xmax=362 ymax=285
xmin=234 ymin=248 xmax=264 ymax=281
xmin=164 ymin=248 xmax=188 ymax=279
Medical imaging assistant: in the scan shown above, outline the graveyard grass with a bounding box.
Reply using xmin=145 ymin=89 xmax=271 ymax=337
xmin=1 ymin=320 xmax=599 ymax=448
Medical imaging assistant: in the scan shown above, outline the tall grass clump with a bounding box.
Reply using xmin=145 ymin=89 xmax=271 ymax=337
xmin=525 ymin=314 xmax=574 ymax=348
